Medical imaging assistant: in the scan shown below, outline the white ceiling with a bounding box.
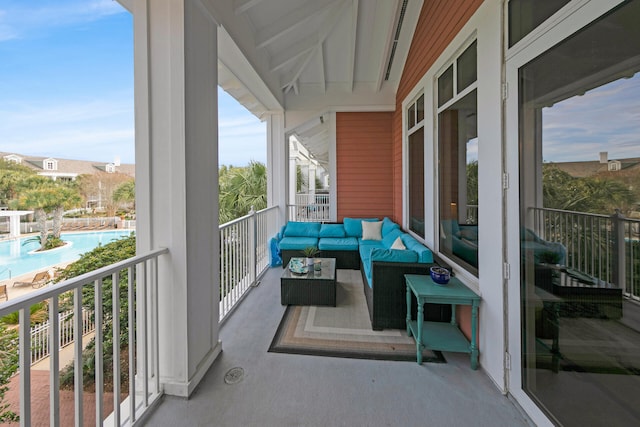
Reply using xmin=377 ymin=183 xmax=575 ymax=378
xmin=213 ymin=0 xmax=422 ymax=166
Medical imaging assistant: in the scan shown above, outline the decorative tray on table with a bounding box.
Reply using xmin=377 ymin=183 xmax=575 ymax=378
xmin=289 ymin=257 xmax=308 ymax=275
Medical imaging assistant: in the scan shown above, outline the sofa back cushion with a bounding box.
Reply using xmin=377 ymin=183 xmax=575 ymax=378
xmin=343 ymin=217 xmax=378 ymax=237
xmin=381 ymin=217 xmax=400 ymax=237
xmin=381 ymin=229 xmax=404 ymax=248
xmin=284 ymin=221 xmax=321 ymax=237
xmin=401 ymin=234 xmax=434 ymax=263
xmin=319 ymin=223 xmax=346 ymax=238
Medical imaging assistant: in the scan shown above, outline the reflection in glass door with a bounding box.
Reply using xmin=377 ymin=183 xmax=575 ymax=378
xmin=517 ymin=1 xmax=640 ymax=425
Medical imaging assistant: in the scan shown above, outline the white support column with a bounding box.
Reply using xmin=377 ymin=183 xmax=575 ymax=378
xmin=289 ymin=142 xmax=298 ymax=215
xmin=328 ymin=112 xmax=337 ymax=221
xmin=133 ymin=0 xmax=221 ymax=398
xmin=266 ymin=112 xmax=287 ymax=226
xmin=9 ymin=215 xmax=21 ymax=238
xmin=308 ymin=163 xmax=317 ymax=199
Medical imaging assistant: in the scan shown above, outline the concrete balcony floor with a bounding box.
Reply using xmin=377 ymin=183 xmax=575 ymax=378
xmin=143 ymin=267 xmax=532 ymax=427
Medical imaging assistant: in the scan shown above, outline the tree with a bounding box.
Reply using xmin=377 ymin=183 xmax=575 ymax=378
xmin=77 ymin=172 xmax=132 ymax=217
xmin=57 ymin=233 xmax=136 ymax=391
xmin=0 ymin=323 xmax=19 ymax=422
xmin=542 ymin=164 xmax=635 ymax=215
xmin=0 ymin=160 xmax=35 ymax=206
xmin=219 ymin=161 xmax=267 ymax=223
xmin=112 ymin=179 xmax=135 ymax=210
xmin=16 ymin=178 xmax=82 ymax=249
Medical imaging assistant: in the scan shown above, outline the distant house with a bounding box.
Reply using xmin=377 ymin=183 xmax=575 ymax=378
xmin=1 ymin=152 xmax=135 ymax=181
xmin=550 ymin=156 xmax=640 ymax=178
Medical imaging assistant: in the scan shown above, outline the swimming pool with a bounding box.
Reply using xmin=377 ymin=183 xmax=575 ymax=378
xmin=0 ymin=230 xmax=133 ymax=280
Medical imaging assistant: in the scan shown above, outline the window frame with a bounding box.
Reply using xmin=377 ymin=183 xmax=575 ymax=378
xmin=435 ymin=38 xmax=479 ymax=276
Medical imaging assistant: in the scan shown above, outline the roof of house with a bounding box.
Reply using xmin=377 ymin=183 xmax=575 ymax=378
xmin=549 ymin=157 xmax=640 ymax=178
xmin=1 ymin=152 xmax=135 ymax=178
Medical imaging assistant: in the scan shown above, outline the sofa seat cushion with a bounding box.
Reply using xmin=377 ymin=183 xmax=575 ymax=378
xmin=318 ymin=237 xmax=359 ymax=251
xmin=343 ymin=217 xmax=379 ymax=237
xmin=284 ymin=221 xmax=321 ymax=237
xmin=358 ymin=241 xmax=384 ymax=261
xmin=279 ymin=236 xmax=319 ymax=250
xmin=401 ymin=234 xmax=434 ymax=263
xmin=319 ymin=223 xmax=346 ymax=238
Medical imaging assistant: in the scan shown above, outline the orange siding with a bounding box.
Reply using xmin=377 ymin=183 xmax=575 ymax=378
xmin=336 ymin=112 xmax=394 ymax=221
xmin=392 ymin=0 xmax=483 ymax=221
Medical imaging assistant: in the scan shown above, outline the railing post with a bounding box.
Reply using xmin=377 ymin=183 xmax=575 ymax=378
xmin=611 ymin=209 xmax=626 ymax=290
xmin=250 ymin=206 xmax=257 ymax=285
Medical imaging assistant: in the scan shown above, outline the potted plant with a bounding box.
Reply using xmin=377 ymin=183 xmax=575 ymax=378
xmin=302 ymin=246 xmax=320 ymax=267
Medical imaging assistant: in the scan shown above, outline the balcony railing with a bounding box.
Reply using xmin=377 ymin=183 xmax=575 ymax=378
xmin=0 ymin=247 xmax=168 ymax=426
xmin=287 ymin=193 xmax=330 ymax=222
xmin=219 ymin=206 xmax=280 ymax=322
xmin=30 ymin=308 xmax=95 ymax=365
xmin=530 ymin=207 xmax=640 ymax=300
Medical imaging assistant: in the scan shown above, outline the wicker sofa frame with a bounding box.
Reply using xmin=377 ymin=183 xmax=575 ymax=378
xmin=362 ymin=261 xmax=453 ymax=330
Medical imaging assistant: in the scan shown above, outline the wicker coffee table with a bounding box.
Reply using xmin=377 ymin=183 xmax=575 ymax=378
xmin=281 ymin=258 xmax=336 ymax=306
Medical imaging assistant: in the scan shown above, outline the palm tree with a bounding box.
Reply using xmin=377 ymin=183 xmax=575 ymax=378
xmin=219 ymin=161 xmax=267 ymax=223
xmin=18 ymin=180 xmax=82 ymax=249
xmin=113 ymin=179 xmax=135 ymax=209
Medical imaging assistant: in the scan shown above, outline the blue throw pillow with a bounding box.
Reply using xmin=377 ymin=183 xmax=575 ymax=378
xmin=381 ymin=217 xmax=400 ymax=237
xmin=319 ymin=223 xmax=346 ymax=238
xmin=382 ymin=229 xmax=404 ymax=248
xmin=343 ymin=217 xmax=379 ymax=237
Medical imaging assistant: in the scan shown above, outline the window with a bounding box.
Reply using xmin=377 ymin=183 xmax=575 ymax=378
xmin=518 ymin=2 xmax=640 ymax=425
xmin=437 ymin=41 xmax=478 ymax=275
xmin=508 ymin=0 xmax=571 ymax=47
xmin=43 ymin=159 xmax=57 ymax=171
xmin=408 ymin=94 xmax=425 ymax=237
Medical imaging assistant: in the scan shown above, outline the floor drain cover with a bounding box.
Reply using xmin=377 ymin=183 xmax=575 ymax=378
xmin=224 ymin=367 xmax=244 ymax=385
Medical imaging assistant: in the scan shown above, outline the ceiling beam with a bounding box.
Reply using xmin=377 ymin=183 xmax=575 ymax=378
xmin=269 ymin=35 xmax=318 ymax=72
xmin=375 ymin=0 xmax=400 ymax=92
xmin=280 ymin=0 xmax=351 ymax=94
xmin=318 ymin=42 xmax=326 ymax=93
xmin=348 ymin=0 xmax=359 ymax=93
xmin=281 ymin=49 xmax=317 ymax=94
xmin=233 ymin=0 xmax=264 ymax=15
xmin=255 ymin=0 xmax=340 ymax=49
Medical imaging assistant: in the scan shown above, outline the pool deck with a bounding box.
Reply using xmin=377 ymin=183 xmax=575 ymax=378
xmin=1 ymin=261 xmax=73 ymax=302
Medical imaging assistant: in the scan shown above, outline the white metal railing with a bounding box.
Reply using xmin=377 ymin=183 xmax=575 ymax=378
xmin=30 ymin=309 xmax=95 ymax=365
xmin=219 ymin=206 xmax=281 ymax=322
xmin=530 ymin=207 xmax=640 ymax=300
xmin=4 ymin=217 xmax=121 ymax=234
xmin=288 ymin=193 xmax=331 ymax=222
xmin=0 ymin=247 xmax=168 ymax=426
xmin=294 ymin=193 xmax=329 ymax=206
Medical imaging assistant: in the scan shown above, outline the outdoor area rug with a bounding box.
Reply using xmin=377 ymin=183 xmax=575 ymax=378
xmin=269 ymin=269 xmax=445 ymax=363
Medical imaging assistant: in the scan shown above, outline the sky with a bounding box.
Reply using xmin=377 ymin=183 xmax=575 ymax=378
xmin=0 ymin=0 xmax=266 ymax=167
xmin=543 ymin=73 xmax=640 ymax=163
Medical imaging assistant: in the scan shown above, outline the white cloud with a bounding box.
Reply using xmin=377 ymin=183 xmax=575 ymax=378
xmin=0 ymin=96 xmax=134 ymax=163
xmin=0 ymin=0 xmax=127 ymax=42
xmin=542 ymin=74 xmax=640 ymax=162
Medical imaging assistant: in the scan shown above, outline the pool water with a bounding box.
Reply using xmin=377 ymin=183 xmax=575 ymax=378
xmin=0 ymin=231 xmax=133 ymax=280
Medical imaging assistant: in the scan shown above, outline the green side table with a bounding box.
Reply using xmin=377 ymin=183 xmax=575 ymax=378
xmin=404 ymin=274 xmax=481 ymax=369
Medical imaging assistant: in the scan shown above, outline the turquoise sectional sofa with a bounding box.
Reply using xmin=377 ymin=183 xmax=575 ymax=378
xmin=277 ymin=217 xmax=451 ymax=330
